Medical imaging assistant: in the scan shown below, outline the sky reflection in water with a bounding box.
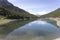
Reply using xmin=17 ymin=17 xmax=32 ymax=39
xmin=6 ymin=20 xmax=60 ymax=40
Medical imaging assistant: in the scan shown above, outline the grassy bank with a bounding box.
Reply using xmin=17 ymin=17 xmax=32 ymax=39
xmin=0 ymin=19 xmax=33 ymax=35
xmin=0 ymin=19 xmax=13 ymax=25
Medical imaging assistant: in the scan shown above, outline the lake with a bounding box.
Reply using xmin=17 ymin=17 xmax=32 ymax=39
xmin=5 ymin=20 xmax=60 ymax=40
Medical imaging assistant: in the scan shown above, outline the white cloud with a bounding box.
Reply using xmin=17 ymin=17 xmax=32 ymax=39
xmin=36 ymin=11 xmax=48 ymax=15
xmin=29 ymin=11 xmax=48 ymax=15
xmin=8 ymin=0 xmax=60 ymax=15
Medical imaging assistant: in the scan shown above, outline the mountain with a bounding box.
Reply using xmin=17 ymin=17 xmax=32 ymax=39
xmin=0 ymin=0 xmax=37 ymax=19
xmin=40 ymin=8 xmax=60 ymax=18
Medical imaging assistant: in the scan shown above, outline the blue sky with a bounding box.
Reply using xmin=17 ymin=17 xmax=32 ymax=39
xmin=8 ymin=0 xmax=60 ymax=15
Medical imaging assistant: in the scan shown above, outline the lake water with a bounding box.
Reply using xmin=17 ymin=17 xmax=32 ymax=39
xmin=5 ymin=20 xmax=60 ymax=40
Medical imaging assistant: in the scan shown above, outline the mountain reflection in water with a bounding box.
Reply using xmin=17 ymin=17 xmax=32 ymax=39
xmin=5 ymin=20 xmax=60 ymax=40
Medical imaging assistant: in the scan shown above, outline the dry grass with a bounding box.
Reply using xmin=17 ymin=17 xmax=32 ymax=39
xmin=55 ymin=18 xmax=60 ymax=21
xmin=0 ymin=19 xmax=14 ymax=25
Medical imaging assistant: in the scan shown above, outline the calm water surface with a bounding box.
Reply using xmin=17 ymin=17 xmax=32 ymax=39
xmin=6 ymin=20 xmax=60 ymax=40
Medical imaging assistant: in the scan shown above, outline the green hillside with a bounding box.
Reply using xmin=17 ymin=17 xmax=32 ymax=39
xmin=0 ymin=0 xmax=37 ymax=35
xmin=0 ymin=0 xmax=37 ymax=19
xmin=40 ymin=8 xmax=60 ymax=18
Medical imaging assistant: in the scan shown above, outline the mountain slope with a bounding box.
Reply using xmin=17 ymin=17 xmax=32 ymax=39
xmin=40 ymin=8 xmax=60 ymax=18
xmin=0 ymin=0 xmax=37 ymax=19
